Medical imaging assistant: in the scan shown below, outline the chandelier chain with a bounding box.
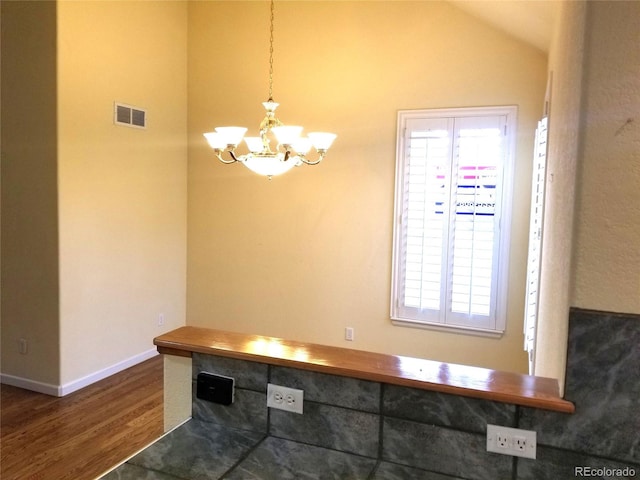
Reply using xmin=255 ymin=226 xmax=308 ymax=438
xmin=268 ymin=0 xmax=275 ymax=101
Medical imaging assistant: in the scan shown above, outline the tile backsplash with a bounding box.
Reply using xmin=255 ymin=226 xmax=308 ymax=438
xmin=189 ymin=308 xmax=639 ymax=479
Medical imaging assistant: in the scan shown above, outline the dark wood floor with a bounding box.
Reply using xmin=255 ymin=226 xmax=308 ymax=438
xmin=0 ymin=355 xmax=164 ymax=480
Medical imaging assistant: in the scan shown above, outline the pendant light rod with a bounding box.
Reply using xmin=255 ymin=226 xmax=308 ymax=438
xmin=268 ymin=0 xmax=275 ymax=102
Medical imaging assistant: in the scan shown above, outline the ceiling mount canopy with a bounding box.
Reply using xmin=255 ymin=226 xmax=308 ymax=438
xmin=203 ymin=0 xmax=337 ymax=179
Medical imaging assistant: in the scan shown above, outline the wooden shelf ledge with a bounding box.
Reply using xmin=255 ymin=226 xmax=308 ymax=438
xmin=154 ymin=326 xmax=574 ymax=414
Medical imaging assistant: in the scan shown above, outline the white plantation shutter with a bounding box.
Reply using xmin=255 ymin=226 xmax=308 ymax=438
xmin=524 ymin=117 xmax=548 ymax=373
xmin=448 ymin=116 xmax=504 ymax=328
xmin=392 ymin=107 xmax=515 ymax=334
xmin=401 ymin=118 xmax=452 ymax=322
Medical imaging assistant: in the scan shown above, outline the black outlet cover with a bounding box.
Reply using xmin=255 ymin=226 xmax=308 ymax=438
xmin=196 ymin=372 xmax=235 ymax=405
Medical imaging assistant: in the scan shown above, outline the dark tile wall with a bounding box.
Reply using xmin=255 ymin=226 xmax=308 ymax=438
xmin=186 ymin=308 xmax=639 ymax=480
xmin=192 ymin=354 xmax=269 ymax=432
xmin=517 ymin=308 xmax=640 ymax=479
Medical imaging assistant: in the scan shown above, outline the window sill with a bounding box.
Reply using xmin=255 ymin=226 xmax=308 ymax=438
xmin=391 ymin=317 xmax=504 ymax=338
xmin=155 ymin=326 xmax=574 ymax=414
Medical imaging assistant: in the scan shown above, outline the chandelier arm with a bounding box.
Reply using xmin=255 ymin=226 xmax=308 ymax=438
xmin=213 ymin=150 xmax=240 ymax=164
xmin=296 ymin=152 xmax=327 ymax=166
xmin=228 ymin=149 xmax=242 ymax=162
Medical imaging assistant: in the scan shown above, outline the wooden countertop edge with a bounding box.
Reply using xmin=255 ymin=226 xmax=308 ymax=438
xmin=155 ymin=327 xmax=575 ymax=414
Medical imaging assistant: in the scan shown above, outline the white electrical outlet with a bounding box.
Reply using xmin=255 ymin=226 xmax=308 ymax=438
xmin=19 ymin=338 xmax=28 ymax=355
xmin=496 ymin=430 xmax=510 ymax=449
xmin=487 ymin=424 xmax=536 ymax=459
xmin=267 ymin=383 xmax=303 ymax=414
xmin=158 ymin=313 xmax=165 ymax=327
xmin=514 ymin=435 xmax=528 ymax=452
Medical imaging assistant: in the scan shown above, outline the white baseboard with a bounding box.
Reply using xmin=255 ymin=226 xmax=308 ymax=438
xmin=60 ymin=348 xmax=159 ymax=396
xmin=0 ymin=373 xmax=60 ymax=396
xmin=0 ymin=348 xmax=158 ymax=397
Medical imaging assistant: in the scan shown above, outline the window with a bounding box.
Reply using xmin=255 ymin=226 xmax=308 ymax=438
xmin=391 ymin=106 xmax=516 ymax=335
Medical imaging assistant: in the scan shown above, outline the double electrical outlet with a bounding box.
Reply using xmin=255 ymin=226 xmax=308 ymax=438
xmin=486 ymin=424 xmax=537 ymax=459
xmin=267 ymin=383 xmax=304 ymax=414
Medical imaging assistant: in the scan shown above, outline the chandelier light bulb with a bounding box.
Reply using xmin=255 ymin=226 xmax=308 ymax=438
xmin=243 ymin=155 xmax=299 ymax=177
xmin=214 ymin=127 xmax=247 ymax=148
xmin=271 ymin=125 xmax=303 ymax=146
xmin=244 ymin=136 xmax=264 ymax=153
xmin=308 ymin=132 xmax=337 ymax=151
xmin=203 ymin=132 xmax=226 ymax=150
xmin=291 ymin=137 xmax=312 ymax=155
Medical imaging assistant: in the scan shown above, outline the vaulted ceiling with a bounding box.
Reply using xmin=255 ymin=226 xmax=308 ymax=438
xmin=449 ymin=0 xmax=559 ymax=53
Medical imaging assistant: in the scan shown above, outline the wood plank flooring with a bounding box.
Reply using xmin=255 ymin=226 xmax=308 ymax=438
xmin=0 ymin=355 xmax=164 ymax=480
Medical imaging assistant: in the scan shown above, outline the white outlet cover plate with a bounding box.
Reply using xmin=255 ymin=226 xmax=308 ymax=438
xmin=267 ymin=383 xmax=304 ymax=414
xmin=487 ymin=424 xmax=536 ymax=459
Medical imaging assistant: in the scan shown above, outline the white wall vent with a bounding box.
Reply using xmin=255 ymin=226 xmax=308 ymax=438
xmin=114 ymin=102 xmax=147 ymax=129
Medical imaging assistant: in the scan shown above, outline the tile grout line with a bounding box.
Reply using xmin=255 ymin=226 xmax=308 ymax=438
xmin=218 ymin=434 xmax=270 ymax=479
xmin=367 ymin=381 xmax=387 ymax=479
xmin=512 ymin=405 xmax=520 ymax=480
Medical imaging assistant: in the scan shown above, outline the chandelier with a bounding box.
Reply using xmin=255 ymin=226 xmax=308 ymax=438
xmin=203 ymin=0 xmax=336 ymax=179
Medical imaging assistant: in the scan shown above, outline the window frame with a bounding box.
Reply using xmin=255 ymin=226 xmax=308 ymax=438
xmin=390 ymin=106 xmax=517 ymax=337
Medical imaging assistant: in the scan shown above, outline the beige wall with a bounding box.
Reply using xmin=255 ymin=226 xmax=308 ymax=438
xmin=1 ymin=1 xmax=188 ymax=392
xmin=1 ymin=1 xmax=60 ymax=386
xmin=187 ymin=1 xmax=548 ymax=373
xmin=534 ymin=0 xmax=640 ymax=392
xmin=57 ymin=0 xmax=188 ymax=385
xmin=571 ymin=0 xmax=640 ymax=314
xmin=533 ymin=1 xmax=586 ymax=388
xmin=12 ymin=0 xmax=629 ymax=393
